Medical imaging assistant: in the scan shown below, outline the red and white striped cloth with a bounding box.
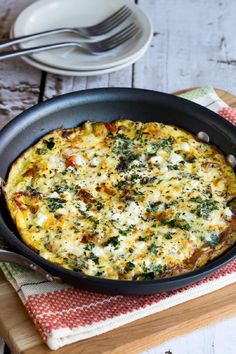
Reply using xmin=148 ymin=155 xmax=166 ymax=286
xmin=0 ymin=87 xmax=236 ymax=350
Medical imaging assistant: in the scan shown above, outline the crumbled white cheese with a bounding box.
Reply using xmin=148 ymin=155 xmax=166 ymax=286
xmin=190 ymin=180 xmax=199 ymax=188
xmin=48 ymin=155 xmax=58 ymax=168
xmin=35 ymin=213 xmax=47 ymax=226
xmin=64 ymin=242 xmax=84 ymax=257
xmin=93 ymin=246 xmax=105 ymax=257
xmin=135 ymin=242 xmax=146 ymax=253
xmin=114 ymin=242 xmax=128 ymax=254
xmin=47 ymin=192 xmax=59 ymax=198
xmin=90 ymin=157 xmax=100 ymax=166
xmin=169 ymin=152 xmax=183 ymax=164
xmin=130 ymin=159 xmax=141 ymax=167
xmin=67 ymin=205 xmax=78 ymax=213
xmin=111 ymin=212 xmax=124 ymax=221
xmin=75 ymin=155 xmax=86 ymax=165
xmin=224 ymin=207 xmax=234 ymax=220
xmin=180 ymin=212 xmax=195 ymax=222
xmin=57 ymin=209 xmax=67 ymax=215
xmin=180 ymin=143 xmax=190 ymax=152
xmin=144 ymin=258 xmax=151 ymax=267
xmin=146 ymin=191 xmax=161 ymax=203
xmin=160 ymin=165 xmax=168 ymax=173
xmin=149 ymin=155 xmax=163 ymax=164
xmin=126 ymin=202 xmax=142 ymax=224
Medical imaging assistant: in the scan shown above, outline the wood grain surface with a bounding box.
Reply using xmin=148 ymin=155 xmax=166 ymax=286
xmin=0 ymin=89 xmax=235 ymax=354
xmin=0 ymin=0 xmax=41 ymax=130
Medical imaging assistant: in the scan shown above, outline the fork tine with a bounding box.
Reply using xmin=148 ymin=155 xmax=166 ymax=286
xmin=95 ymin=7 xmax=132 ymax=34
xmin=101 ymin=24 xmax=140 ymax=51
xmin=102 ymin=23 xmax=137 ymax=46
xmin=90 ymin=6 xmax=129 ymax=29
xmin=88 ymin=6 xmax=132 ymax=35
xmin=102 ymin=23 xmax=136 ymax=45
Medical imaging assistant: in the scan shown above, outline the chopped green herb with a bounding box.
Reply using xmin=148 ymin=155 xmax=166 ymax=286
xmin=46 ymin=197 xmax=67 ymax=212
xmin=148 ymin=244 xmax=159 ymax=254
xmin=150 ymin=137 xmax=174 ymax=154
xmin=148 ymin=201 xmax=161 ymax=212
xmin=44 ymin=137 xmax=55 ymax=150
xmin=116 ymin=153 xmax=138 ymax=172
xmin=205 ymin=234 xmax=219 ymax=248
xmin=167 ymin=164 xmax=179 ymax=170
xmin=105 ymin=236 xmax=120 ymax=247
xmin=139 ymin=264 xmax=165 ymax=280
xmin=119 ymin=227 xmax=132 ymax=236
xmin=89 ymin=253 xmax=99 ymax=264
xmin=26 ymin=186 xmax=41 ymax=197
xmin=85 ymin=244 xmax=95 ymax=251
xmin=126 ymin=261 xmax=135 ymax=270
xmin=161 ymin=219 xmax=191 ymax=231
xmin=36 ymin=147 xmax=47 ymax=155
xmin=140 ymin=176 xmax=157 ymax=185
xmin=112 ymin=134 xmax=132 ymax=154
xmin=165 ymin=232 xmax=173 ymax=240
xmin=130 ymin=174 xmax=140 ymax=181
xmin=191 ymin=198 xmax=219 ymax=219
xmin=138 ymin=236 xmax=147 ymax=241
xmin=96 ymin=202 xmax=104 ymax=211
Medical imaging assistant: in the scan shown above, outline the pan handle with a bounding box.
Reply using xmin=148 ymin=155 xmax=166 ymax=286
xmin=0 ymin=249 xmax=63 ymax=283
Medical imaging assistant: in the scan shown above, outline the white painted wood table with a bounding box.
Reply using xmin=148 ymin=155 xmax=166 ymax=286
xmin=0 ymin=0 xmax=236 ymax=353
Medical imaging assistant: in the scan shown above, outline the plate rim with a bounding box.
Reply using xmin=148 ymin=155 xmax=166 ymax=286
xmin=13 ymin=0 xmax=153 ymax=71
xmin=10 ymin=24 xmax=149 ymax=76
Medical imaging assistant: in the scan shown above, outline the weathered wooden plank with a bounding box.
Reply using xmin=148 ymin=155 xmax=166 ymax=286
xmin=0 ymin=0 xmax=42 ymax=130
xmin=134 ymin=0 xmax=236 ymax=95
xmin=44 ymin=65 xmax=133 ymax=100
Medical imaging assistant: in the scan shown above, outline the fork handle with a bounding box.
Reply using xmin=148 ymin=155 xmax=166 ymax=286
xmin=0 ymin=41 xmax=82 ymax=61
xmin=0 ymin=249 xmax=63 ymax=283
xmin=0 ymin=28 xmax=87 ymax=50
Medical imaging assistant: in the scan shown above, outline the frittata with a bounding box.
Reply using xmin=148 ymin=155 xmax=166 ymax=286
xmin=3 ymin=120 xmax=236 ymax=280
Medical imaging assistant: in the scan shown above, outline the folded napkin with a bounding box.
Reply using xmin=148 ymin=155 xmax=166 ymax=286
xmin=0 ymin=86 xmax=236 ymax=350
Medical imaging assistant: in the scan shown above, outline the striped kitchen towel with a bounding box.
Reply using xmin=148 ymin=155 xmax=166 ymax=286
xmin=0 ymin=86 xmax=236 ymax=350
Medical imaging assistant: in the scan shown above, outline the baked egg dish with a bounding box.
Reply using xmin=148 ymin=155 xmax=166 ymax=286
xmin=3 ymin=120 xmax=236 ymax=280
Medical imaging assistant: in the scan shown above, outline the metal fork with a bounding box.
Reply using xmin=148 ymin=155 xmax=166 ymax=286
xmin=0 ymin=6 xmax=132 ymax=51
xmin=0 ymin=23 xmax=140 ymax=61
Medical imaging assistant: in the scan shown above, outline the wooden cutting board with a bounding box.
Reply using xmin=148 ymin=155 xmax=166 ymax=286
xmin=0 ymin=88 xmax=236 ymax=354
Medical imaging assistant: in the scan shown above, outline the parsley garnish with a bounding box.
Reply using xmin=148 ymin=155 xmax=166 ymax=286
xmin=105 ymin=236 xmax=120 ymax=247
xmin=44 ymin=137 xmax=55 ymax=150
xmin=148 ymin=244 xmax=159 ymax=254
xmin=190 ymin=198 xmax=219 ymax=219
xmin=165 ymin=232 xmax=173 ymax=240
xmin=161 ymin=219 xmax=190 ymax=231
xmin=85 ymin=244 xmax=95 ymax=251
xmin=126 ymin=261 xmax=135 ymax=270
xmin=46 ymin=197 xmax=67 ymax=212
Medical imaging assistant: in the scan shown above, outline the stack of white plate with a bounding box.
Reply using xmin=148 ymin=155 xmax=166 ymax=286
xmin=11 ymin=0 xmax=153 ymax=76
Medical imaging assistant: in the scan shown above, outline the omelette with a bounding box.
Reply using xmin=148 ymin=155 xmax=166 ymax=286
xmin=3 ymin=120 xmax=236 ymax=280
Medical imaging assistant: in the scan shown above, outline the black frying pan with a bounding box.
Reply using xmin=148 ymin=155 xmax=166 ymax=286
xmin=0 ymin=88 xmax=235 ymax=295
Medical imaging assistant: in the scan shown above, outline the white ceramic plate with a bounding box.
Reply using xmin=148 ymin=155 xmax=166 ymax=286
xmin=16 ymin=45 xmax=148 ymax=76
xmin=10 ymin=25 xmax=149 ymax=76
xmin=13 ymin=0 xmax=153 ymax=72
